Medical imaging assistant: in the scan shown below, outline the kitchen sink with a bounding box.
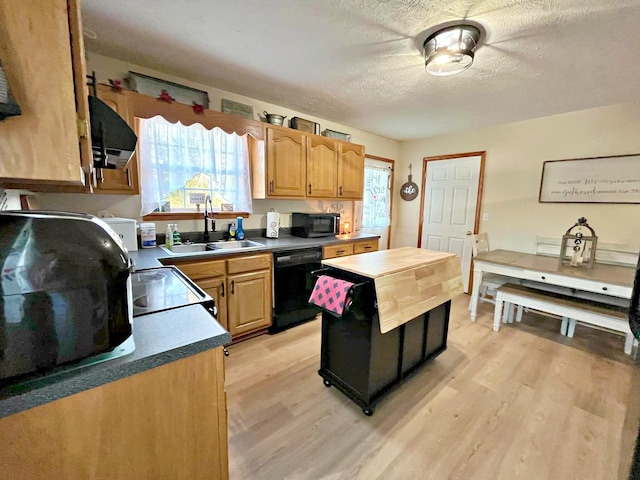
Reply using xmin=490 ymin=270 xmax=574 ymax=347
xmin=207 ymin=240 xmax=263 ymax=250
xmin=159 ymin=239 xmax=264 ymax=255
xmin=166 ymin=243 xmax=209 ymax=254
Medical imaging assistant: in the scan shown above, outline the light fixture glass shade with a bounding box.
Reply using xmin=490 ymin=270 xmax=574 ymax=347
xmin=423 ymin=25 xmax=480 ymax=76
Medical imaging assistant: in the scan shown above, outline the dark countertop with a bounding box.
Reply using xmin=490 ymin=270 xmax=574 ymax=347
xmin=0 ymin=233 xmax=377 ymax=419
xmin=130 ymin=232 xmax=380 ymax=269
xmin=0 ymin=304 xmax=231 ymax=419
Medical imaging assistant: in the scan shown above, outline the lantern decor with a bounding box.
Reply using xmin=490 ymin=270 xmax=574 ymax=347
xmin=559 ymin=217 xmax=598 ymax=268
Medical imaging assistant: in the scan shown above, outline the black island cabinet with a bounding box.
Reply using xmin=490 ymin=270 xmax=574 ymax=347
xmin=316 ymin=247 xmax=463 ymax=416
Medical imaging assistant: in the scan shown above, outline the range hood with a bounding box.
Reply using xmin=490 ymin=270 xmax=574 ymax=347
xmin=89 ymin=95 xmax=137 ymax=170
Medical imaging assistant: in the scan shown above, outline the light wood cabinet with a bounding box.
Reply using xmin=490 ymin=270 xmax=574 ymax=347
xmin=337 ymin=142 xmax=365 ymax=199
xmin=266 ymin=126 xmax=307 ymax=197
xmin=94 ymin=86 xmax=139 ymax=194
xmin=227 ymin=270 xmax=272 ymax=336
xmin=164 ymin=253 xmax=272 ymax=340
xmin=323 ymin=239 xmax=379 ymax=259
xmin=255 ymin=125 xmax=364 ymax=200
xmin=323 ymin=243 xmax=355 ymax=260
xmin=0 ymin=347 xmax=229 ymax=480
xmin=307 ymin=136 xmax=338 ymax=198
xmin=0 ymin=0 xmax=92 ymax=188
xmin=199 ymin=277 xmax=228 ymax=332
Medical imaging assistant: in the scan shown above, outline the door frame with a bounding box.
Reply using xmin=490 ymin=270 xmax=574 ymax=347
xmin=417 ymin=151 xmax=486 ymax=289
xmin=363 ymin=154 xmax=395 ymax=249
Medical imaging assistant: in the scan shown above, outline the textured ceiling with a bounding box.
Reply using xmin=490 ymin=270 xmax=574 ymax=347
xmin=82 ymin=0 xmax=640 ymax=141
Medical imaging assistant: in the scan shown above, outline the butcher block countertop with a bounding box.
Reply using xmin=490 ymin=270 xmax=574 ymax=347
xmin=322 ymin=247 xmax=464 ymax=333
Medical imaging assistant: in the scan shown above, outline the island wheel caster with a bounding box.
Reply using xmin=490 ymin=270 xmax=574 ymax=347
xmin=323 ymin=379 xmax=332 ymax=388
xmin=362 ymin=407 xmax=374 ymax=416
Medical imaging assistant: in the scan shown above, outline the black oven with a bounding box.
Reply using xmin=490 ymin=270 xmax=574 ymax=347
xmin=291 ymin=213 xmax=340 ymax=238
xmin=271 ymin=247 xmax=323 ymax=332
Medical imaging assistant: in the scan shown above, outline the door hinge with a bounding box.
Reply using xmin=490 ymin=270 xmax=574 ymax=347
xmin=77 ymin=117 xmax=89 ymax=139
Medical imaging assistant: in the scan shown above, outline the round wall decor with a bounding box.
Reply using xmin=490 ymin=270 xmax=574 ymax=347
xmin=400 ymin=164 xmax=419 ymax=201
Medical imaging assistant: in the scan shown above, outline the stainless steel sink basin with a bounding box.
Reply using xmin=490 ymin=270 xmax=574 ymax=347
xmin=159 ymin=239 xmax=264 ymax=255
xmin=207 ymin=240 xmax=263 ymax=250
xmin=166 ymin=243 xmax=209 ymax=253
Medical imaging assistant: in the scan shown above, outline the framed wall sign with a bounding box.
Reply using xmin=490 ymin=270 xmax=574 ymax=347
xmin=539 ymin=153 xmax=640 ymax=203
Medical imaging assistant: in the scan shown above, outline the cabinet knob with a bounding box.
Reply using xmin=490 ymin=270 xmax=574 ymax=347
xmin=541 ymin=276 xmax=546 ymax=280
xmin=602 ymin=286 xmax=608 ymax=291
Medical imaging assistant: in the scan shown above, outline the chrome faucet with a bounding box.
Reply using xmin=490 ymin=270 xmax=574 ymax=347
xmin=203 ymin=195 xmax=215 ymax=242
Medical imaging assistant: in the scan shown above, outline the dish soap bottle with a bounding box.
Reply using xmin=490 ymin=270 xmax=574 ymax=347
xmin=236 ymin=216 xmax=245 ymax=240
xmin=228 ymin=222 xmax=236 ymax=240
xmin=165 ymin=224 xmax=173 ymax=248
xmin=172 ymin=224 xmax=181 ymax=245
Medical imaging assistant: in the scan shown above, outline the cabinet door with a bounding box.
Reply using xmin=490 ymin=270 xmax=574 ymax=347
xmin=0 ymin=0 xmax=85 ymax=185
xmin=337 ymin=142 xmax=365 ymax=199
xmin=94 ymin=87 xmax=139 ymax=194
xmin=307 ymin=136 xmax=338 ymax=198
xmin=197 ymin=277 xmax=228 ymax=332
xmin=227 ymin=270 xmax=272 ymax=336
xmin=266 ymin=127 xmax=306 ymax=197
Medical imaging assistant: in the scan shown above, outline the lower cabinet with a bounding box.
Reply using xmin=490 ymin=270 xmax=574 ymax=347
xmin=323 ymin=239 xmax=379 ymax=260
xmin=227 ymin=270 xmax=272 ymax=336
xmin=164 ymin=253 xmax=273 ymax=340
xmin=0 ymin=347 xmax=229 ymax=480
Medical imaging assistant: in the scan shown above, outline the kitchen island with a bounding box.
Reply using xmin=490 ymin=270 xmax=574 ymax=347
xmin=318 ymin=247 xmax=463 ymax=415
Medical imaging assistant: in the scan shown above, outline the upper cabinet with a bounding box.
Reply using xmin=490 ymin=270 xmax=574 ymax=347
xmin=255 ymin=124 xmax=365 ymax=200
xmin=0 ymin=0 xmax=92 ymax=188
xmin=94 ymin=86 xmax=139 ymax=194
xmin=266 ymin=126 xmax=307 ymax=197
xmin=337 ymin=142 xmax=365 ymax=199
xmin=307 ymin=136 xmax=338 ymax=198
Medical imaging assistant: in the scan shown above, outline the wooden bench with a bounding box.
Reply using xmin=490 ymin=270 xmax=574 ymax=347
xmin=494 ymin=283 xmax=634 ymax=355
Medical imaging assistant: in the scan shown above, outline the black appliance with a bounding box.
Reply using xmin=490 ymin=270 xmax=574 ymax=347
xmin=291 ymin=212 xmax=340 ymax=238
xmin=0 ymin=211 xmax=133 ymax=383
xmin=621 ymin=253 xmax=640 ymax=478
xmin=0 ymin=61 xmax=21 ymax=121
xmin=271 ymin=247 xmax=323 ymax=332
xmin=131 ymin=267 xmax=214 ymax=317
xmin=87 ymin=72 xmax=137 ymax=170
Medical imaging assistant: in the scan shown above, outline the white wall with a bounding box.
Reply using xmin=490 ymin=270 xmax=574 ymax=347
xmin=395 ymin=102 xmax=640 ymax=252
xmin=38 ymin=52 xmax=400 ymax=234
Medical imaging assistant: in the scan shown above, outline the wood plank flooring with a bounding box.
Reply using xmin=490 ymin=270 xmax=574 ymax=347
xmin=225 ymin=294 xmax=633 ymax=480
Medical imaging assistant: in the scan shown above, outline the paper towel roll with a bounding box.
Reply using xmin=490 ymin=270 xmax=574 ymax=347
xmin=266 ymin=211 xmax=280 ymax=238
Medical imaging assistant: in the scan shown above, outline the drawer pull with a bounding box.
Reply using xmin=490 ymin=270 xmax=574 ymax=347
xmin=541 ymin=276 xmax=546 ymax=280
xmin=602 ymin=286 xmax=608 ymax=291
xmin=337 ymin=250 xmax=345 ymax=254
xmin=364 ymin=246 xmax=372 ymax=250
xmin=308 ymin=183 xmax=312 ymax=195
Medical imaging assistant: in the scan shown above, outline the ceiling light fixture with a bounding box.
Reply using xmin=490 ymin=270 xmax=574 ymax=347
xmin=423 ymin=25 xmax=480 ymax=77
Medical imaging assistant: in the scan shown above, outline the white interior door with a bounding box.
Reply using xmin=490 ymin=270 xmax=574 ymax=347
xmin=420 ymin=155 xmax=481 ymax=292
xmin=359 ymin=158 xmax=392 ymax=249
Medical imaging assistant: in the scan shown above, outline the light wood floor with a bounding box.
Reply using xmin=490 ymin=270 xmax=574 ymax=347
xmin=225 ymin=294 xmax=633 ymax=480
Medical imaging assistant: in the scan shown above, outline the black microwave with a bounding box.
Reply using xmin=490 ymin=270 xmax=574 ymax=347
xmin=291 ymin=213 xmax=340 ymax=238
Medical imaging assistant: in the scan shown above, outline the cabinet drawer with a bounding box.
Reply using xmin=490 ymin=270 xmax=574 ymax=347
xmin=168 ymin=259 xmax=226 ymax=280
xmin=521 ymin=270 xmax=631 ymax=298
xmin=353 ymin=240 xmax=378 ymax=255
xmin=227 ymin=253 xmax=272 ymax=275
xmin=323 ymin=243 xmax=354 ymax=259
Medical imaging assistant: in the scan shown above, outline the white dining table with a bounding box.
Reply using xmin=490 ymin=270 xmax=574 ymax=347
xmin=469 ymin=249 xmax=636 ymax=321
